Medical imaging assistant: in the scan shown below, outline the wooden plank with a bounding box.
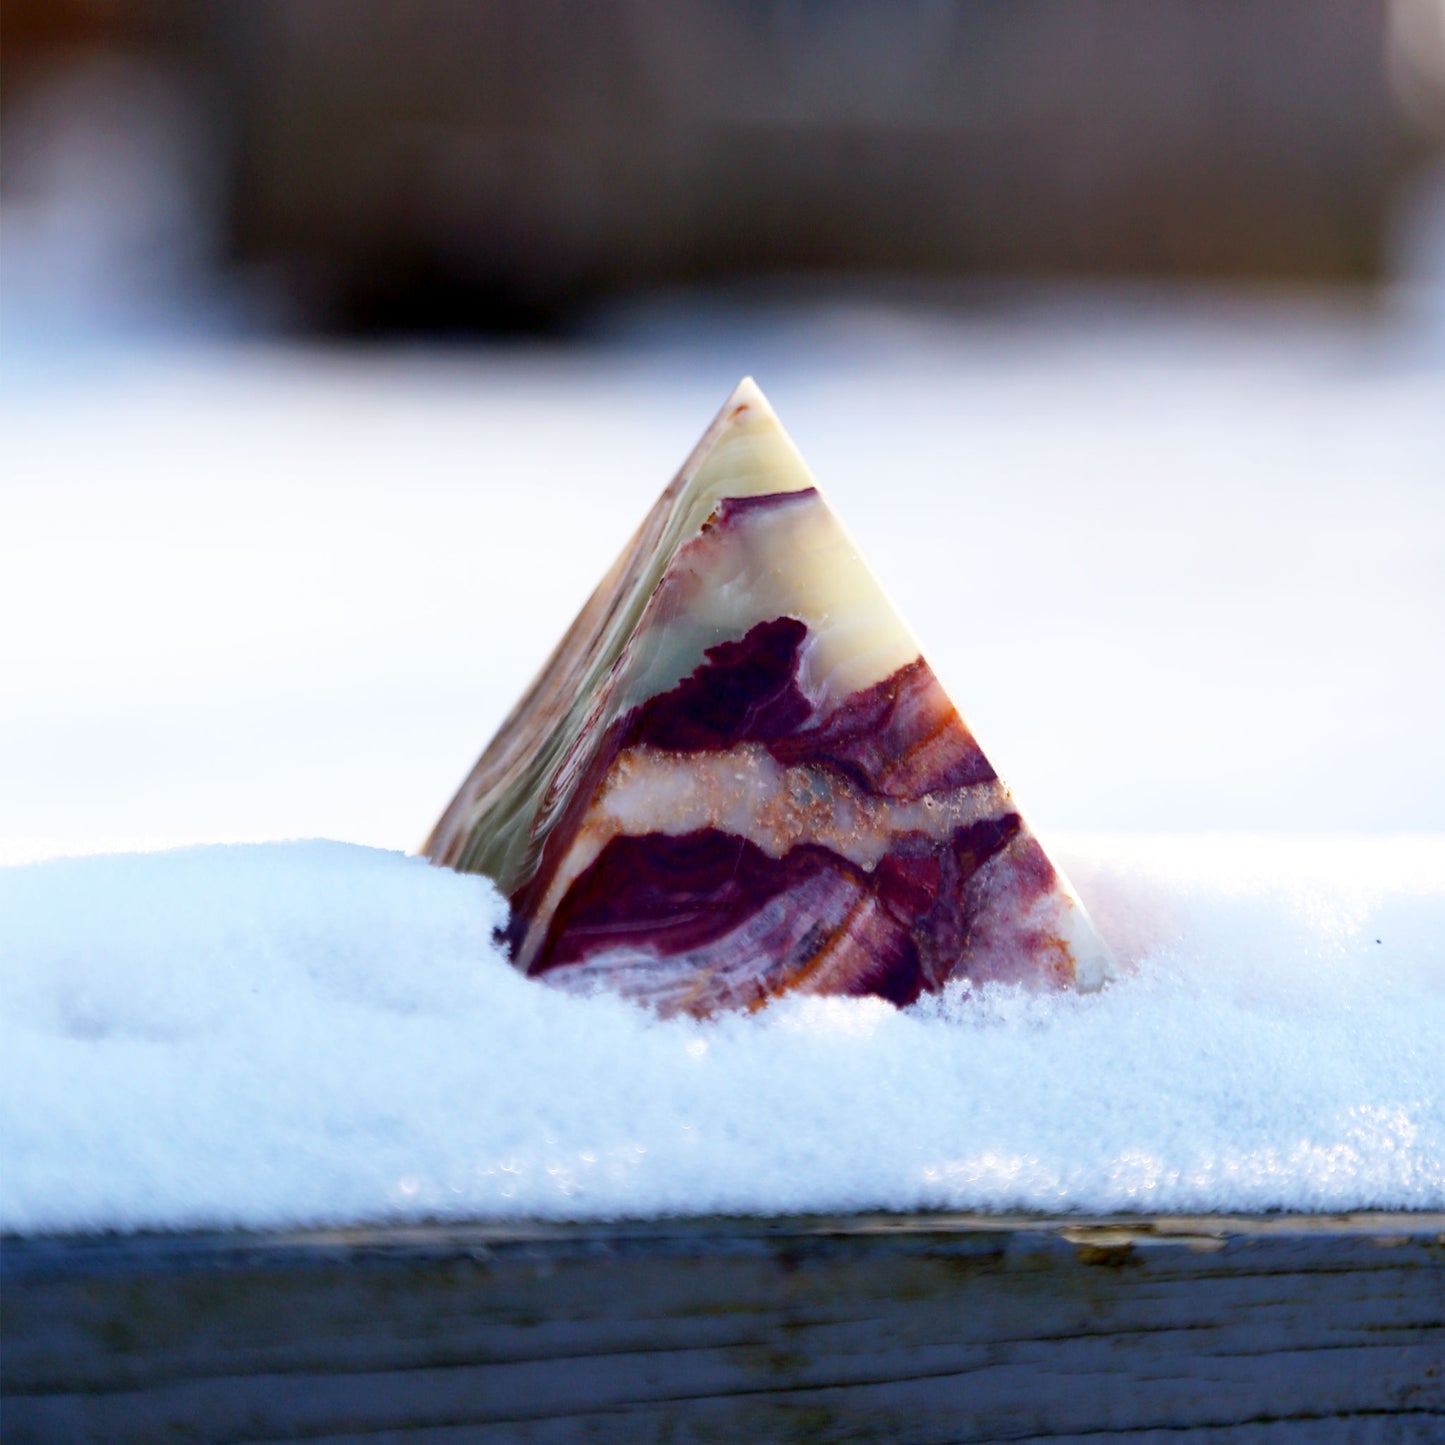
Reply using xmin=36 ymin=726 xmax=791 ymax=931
xmin=3 ymin=1214 xmax=1442 ymax=1443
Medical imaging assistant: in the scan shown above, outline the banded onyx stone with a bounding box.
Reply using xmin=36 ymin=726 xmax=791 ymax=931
xmin=425 ymin=379 xmax=1113 ymax=1017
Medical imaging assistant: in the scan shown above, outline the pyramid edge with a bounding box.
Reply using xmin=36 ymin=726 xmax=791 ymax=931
xmin=420 ymin=380 xmax=789 ymax=869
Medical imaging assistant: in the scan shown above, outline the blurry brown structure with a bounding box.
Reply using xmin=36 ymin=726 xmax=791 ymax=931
xmin=6 ymin=0 xmax=1443 ymax=330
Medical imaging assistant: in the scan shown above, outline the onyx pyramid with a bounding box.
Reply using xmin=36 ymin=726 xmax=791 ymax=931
xmin=426 ymin=379 xmax=1113 ymax=1017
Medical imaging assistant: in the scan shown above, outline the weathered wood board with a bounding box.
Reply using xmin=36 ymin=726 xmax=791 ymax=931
xmin=4 ymin=1213 xmax=1442 ymax=1442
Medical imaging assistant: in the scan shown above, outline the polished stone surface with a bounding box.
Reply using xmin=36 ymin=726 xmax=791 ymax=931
xmin=426 ymin=380 xmax=1112 ymax=1015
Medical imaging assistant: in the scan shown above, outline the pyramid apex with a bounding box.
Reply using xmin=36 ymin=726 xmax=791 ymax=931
xmin=715 ymin=375 xmax=776 ymax=424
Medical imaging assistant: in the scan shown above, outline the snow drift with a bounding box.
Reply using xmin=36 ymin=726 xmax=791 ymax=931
xmin=1 ymin=835 xmax=1442 ymax=1234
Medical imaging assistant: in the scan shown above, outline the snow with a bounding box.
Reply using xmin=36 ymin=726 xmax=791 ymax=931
xmin=3 ymin=122 xmax=1443 ymax=1230
xmin=1 ymin=834 xmax=1441 ymax=1233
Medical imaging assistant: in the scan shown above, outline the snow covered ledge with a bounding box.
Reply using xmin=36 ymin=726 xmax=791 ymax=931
xmin=3 ymin=835 xmax=1442 ymax=1437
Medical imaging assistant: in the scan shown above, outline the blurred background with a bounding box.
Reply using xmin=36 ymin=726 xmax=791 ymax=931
xmin=3 ymin=0 xmax=1444 ymax=862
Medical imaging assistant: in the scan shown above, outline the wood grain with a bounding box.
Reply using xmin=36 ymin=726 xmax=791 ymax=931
xmin=4 ymin=1214 xmax=1442 ymax=1442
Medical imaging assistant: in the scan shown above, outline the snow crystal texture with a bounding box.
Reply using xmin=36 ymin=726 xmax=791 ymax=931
xmin=2 ymin=836 xmax=1442 ymax=1233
